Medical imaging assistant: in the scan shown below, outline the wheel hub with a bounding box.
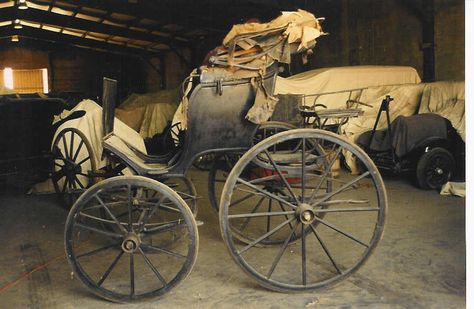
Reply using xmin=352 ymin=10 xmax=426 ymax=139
xmin=435 ymin=168 xmax=444 ymax=175
xmin=63 ymin=160 xmax=81 ymax=174
xmin=121 ymin=233 xmax=141 ymax=253
xmin=296 ymin=203 xmax=316 ymax=225
xmin=65 ymin=161 xmax=75 ymax=171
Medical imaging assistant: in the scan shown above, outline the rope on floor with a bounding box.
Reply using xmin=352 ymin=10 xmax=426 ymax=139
xmin=0 ymin=253 xmax=66 ymax=294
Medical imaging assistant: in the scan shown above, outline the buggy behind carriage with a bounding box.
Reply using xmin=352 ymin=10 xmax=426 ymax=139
xmin=0 ymin=94 xmax=89 ymax=187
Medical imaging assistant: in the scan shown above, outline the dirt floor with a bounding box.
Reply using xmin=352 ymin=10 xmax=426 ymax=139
xmin=0 ymin=169 xmax=465 ymax=308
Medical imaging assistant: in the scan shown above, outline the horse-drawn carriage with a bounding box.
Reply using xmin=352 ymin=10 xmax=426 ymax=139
xmin=60 ymin=10 xmax=388 ymax=302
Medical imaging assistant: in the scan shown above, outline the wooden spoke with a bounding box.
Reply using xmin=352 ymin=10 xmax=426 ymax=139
xmin=97 ymin=251 xmax=124 ymax=287
xmin=139 ymin=247 xmax=167 ymax=287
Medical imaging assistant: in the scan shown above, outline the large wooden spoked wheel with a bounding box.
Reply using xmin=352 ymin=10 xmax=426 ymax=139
xmin=219 ymin=129 xmax=387 ymax=292
xmin=161 ymin=122 xmax=185 ymax=154
xmin=52 ymin=127 xmax=96 ymax=207
xmin=161 ymin=176 xmax=198 ymax=217
xmin=65 ymin=176 xmax=198 ymax=302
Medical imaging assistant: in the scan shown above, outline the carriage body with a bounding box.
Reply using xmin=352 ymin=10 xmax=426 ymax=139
xmin=102 ymin=65 xmax=278 ymax=177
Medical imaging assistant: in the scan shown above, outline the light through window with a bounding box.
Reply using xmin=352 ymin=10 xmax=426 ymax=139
xmin=3 ymin=67 xmax=13 ymax=89
xmin=1 ymin=68 xmax=49 ymax=93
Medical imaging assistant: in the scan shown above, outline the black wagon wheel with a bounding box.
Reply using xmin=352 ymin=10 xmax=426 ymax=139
xmin=416 ymin=147 xmax=454 ymax=190
xmin=208 ymin=121 xmax=297 ymax=213
xmin=208 ymin=153 xmax=242 ymax=213
xmin=193 ymin=153 xmax=217 ymax=171
xmin=165 ymin=122 xmax=185 ymax=149
xmin=65 ymin=176 xmax=198 ymax=303
xmin=219 ymin=128 xmax=387 ymax=292
xmin=52 ymin=127 xmax=96 ymax=207
xmin=252 ymin=121 xmax=298 ymax=145
xmin=97 ymin=175 xmax=197 ymax=246
xmin=161 ymin=176 xmax=198 ymax=217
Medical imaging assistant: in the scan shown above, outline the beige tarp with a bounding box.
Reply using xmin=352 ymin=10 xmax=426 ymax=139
xmin=339 ymin=81 xmax=465 ymax=173
xmin=341 ymin=81 xmax=465 ymax=145
xmin=53 ymin=99 xmax=147 ymax=170
xmin=216 ymin=10 xmax=326 ymax=124
xmin=418 ymin=81 xmax=465 ymax=142
xmin=116 ymin=88 xmax=180 ymax=139
xmin=173 ymin=10 xmax=327 ymax=128
xmin=31 ymin=99 xmax=146 ymax=193
xmin=340 ymin=84 xmax=425 ymax=143
xmin=275 ymin=65 xmax=421 ymax=109
xmin=223 ymin=10 xmax=325 ymax=55
xmin=440 ymin=182 xmax=465 ymax=197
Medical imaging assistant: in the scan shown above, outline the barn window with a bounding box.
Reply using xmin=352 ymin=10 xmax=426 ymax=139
xmin=0 ymin=68 xmax=49 ymax=94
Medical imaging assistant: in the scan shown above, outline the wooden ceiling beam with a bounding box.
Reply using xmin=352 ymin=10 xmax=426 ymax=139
xmin=28 ymin=0 xmax=195 ymax=39
xmin=0 ymin=35 xmax=123 ymax=57
xmin=0 ymin=25 xmax=162 ymax=57
xmin=47 ymin=0 xmax=221 ymax=36
xmin=0 ymin=6 xmax=188 ymax=46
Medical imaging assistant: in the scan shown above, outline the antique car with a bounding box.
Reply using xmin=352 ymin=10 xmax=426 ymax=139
xmin=357 ymin=95 xmax=464 ymax=189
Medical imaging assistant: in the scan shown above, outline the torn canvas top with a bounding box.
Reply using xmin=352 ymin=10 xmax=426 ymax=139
xmin=199 ymin=9 xmax=326 ymax=124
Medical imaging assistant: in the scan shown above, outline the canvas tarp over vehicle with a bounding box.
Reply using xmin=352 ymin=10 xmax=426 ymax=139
xmin=115 ymin=88 xmax=180 ymax=139
xmin=31 ymin=99 xmax=146 ymax=193
xmin=174 ymin=9 xmax=326 ymax=127
xmin=418 ymin=81 xmax=465 ymax=141
xmin=274 ymin=65 xmax=422 ymax=109
xmin=340 ymin=81 xmax=465 ymax=145
xmin=53 ymin=99 xmax=147 ymax=170
xmin=339 ymin=81 xmax=465 ymax=173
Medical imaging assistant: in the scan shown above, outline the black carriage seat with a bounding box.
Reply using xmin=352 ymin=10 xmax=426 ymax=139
xmin=103 ymin=133 xmax=168 ymax=176
xmin=358 ymin=113 xmax=450 ymax=158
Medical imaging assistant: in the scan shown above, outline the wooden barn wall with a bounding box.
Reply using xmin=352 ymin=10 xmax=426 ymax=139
xmin=298 ymin=0 xmax=464 ymax=81
xmin=141 ymin=50 xmax=191 ymax=92
xmin=0 ymin=47 xmax=50 ymax=70
xmin=163 ymin=49 xmax=192 ymax=89
xmin=162 ymin=0 xmax=463 ymax=86
xmin=0 ymin=46 xmax=151 ymax=100
xmin=142 ymin=57 xmax=163 ymax=92
xmin=314 ymin=0 xmax=424 ymax=73
xmin=49 ymin=50 xmax=149 ymax=100
xmin=434 ymin=0 xmax=464 ymax=81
